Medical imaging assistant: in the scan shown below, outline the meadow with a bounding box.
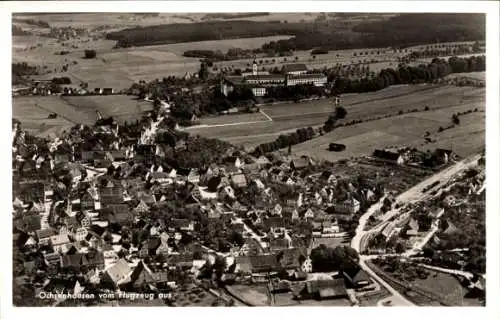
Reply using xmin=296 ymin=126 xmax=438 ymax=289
xmin=187 ymin=85 xmax=485 ymax=155
xmin=13 ymin=94 xmax=153 ymax=136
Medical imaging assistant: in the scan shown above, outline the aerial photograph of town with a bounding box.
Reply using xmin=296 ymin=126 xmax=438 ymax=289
xmin=10 ymin=10 xmax=489 ymax=308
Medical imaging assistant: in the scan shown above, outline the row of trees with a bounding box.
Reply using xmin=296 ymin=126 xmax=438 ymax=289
xmin=323 ymin=106 xmax=347 ymax=133
xmin=252 ymin=127 xmax=316 ymax=156
xmin=310 ymin=244 xmax=359 ymax=272
xmin=331 ymin=55 xmax=485 ymax=95
xmin=183 ymin=48 xmax=254 ymax=62
xmin=12 ymin=62 xmax=38 ymax=85
xmin=264 ymin=84 xmax=324 ymax=101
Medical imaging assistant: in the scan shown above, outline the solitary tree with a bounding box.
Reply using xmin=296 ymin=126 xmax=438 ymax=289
xmin=198 ymin=62 xmax=209 ymax=81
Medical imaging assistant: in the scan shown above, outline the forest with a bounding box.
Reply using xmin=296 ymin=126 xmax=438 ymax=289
xmin=262 ymin=13 xmax=485 ymax=53
xmin=107 ymin=13 xmax=485 ymax=51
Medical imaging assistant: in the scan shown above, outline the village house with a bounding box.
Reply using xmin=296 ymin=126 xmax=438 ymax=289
xmin=36 ymin=228 xmax=57 ymax=246
xmin=50 ymin=234 xmax=71 ymax=252
xmin=104 ymin=259 xmax=132 ymax=287
xmin=334 ymin=197 xmax=360 ymax=216
xmin=294 ymin=278 xmax=348 ymax=300
xmin=60 ymin=251 xmax=105 ymax=270
xmin=80 ymin=192 xmax=95 ymax=211
xmin=236 ymin=254 xmax=280 ymax=274
xmin=405 ymin=218 xmax=420 ymax=236
xmin=73 ymin=227 xmax=88 ymax=242
xmin=100 ymin=204 xmax=134 ymax=226
xmin=373 ymin=149 xmax=405 ymax=165
xmin=44 ymin=251 xmax=62 ymax=266
xmin=171 ymin=218 xmax=195 ymax=232
xmin=99 ymin=183 xmax=124 ymax=205
xmin=342 ymin=264 xmax=372 ymax=289
xmin=231 ymin=173 xmax=248 ymax=188
xmin=128 ymin=260 xmax=171 ymax=291
xmin=290 ymin=157 xmax=311 ymax=170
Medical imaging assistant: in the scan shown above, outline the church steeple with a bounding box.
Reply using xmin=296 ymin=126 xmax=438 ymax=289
xmin=252 ymin=56 xmax=258 ymax=76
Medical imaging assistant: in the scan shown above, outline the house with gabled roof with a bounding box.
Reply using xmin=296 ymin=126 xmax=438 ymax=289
xmin=405 ymin=218 xmax=420 ymax=236
xmin=231 ymin=173 xmax=248 ymax=188
xmin=290 ymin=157 xmax=311 ymax=170
xmin=334 ymin=197 xmax=360 ymax=216
xmin=298 ymin=278 xmax=348 ymax=300
xmin=342 ymin=263 xmax=371 ymax=289
xmin=373 ymin=149 xmax=405 ymax=165
xmin=255 ymin=155 xmax=271 ymax=168
xmin=104 ymin=259 xmax=132 ymax=287
xmin=50 ymin=234 xmax=71 ymax=252
xmin=134 ymin=200 xmax=150 ymax=215
xmin=80 ymin=192 xmax=95 ymax=211
xmin=167 ymin=253 xmax=194 ymax=269
xmin=442 ymin=219 xmax=460 ymax=236
xmin=187 ymin=169 xmax=200 ymax=184
xmin=282 ymin=63 xmax=308 ymax=75
xmin=36 ymin=228 xmax=57 ymax=246
xmin=236 ymin=254 xmax=280 ymax=274
xmin=171 ymin=218 xmax=195 ymax=232
xmin=100 ymin=204 xmax=133 ymax=225
xmin=44 ymin=251 xmax=62 ymax=266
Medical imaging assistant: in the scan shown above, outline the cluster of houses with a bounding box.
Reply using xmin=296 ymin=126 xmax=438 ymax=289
xmin=221 ymin=62 xmax=328 ymax=97
xmin=12 ymin=76 xmax=115 ymax=97
xmin=13 ymin=109 xmax=384 ymax=305
xmin=372 ymin=147 xmax=456 ymax=167
xmin=365 ymin=158 xmax=484 ymax=256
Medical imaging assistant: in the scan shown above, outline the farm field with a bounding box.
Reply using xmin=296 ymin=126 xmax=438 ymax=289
xmin=293 ymin=107 xmax=484 ymax=163
xmin=14 ymin=13 xmax=324 ymax=29
xmin=12 ymin=94 xmax=153 ymax=136
xmin=150 ymin=36 xmax=294 ymax=55
xmin=188 ymin=85 xmax=485 ymax=152
xmin=62 ymin=95 xmax=153 ymax=122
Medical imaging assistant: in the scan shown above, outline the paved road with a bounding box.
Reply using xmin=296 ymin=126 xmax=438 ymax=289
xmin=351 ymin=195 xmax=386 ymax=253
xmin=358 ymin=256 xmax=414 ymax=306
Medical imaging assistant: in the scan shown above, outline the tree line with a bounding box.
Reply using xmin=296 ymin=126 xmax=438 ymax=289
xmin=252 ymin=127 xmax=316 ymax=157
xmin=264 ymin=84 xmax=324 ymax=102
xmin=331 ymin=55 xmax=485 ymax=95
xmin=106 ymin=13 xmax=484 ymax=52
xmin=261 ymin=13 xmax=484 ymax=54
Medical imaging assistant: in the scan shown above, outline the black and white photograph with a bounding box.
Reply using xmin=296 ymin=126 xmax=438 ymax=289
xmin=3 ymin=1 xmax=500 ymax=316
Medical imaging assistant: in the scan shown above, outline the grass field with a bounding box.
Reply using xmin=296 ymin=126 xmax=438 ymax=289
xmin=412 ymin=271 xmax=466 ymax=306
xmin=293 ymin=108 xmax=484 ymax=162
xmin=188 ymin=85 xmax=485 ymax=154
xmin=12 ymin=94 xmax=152 ymax=136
